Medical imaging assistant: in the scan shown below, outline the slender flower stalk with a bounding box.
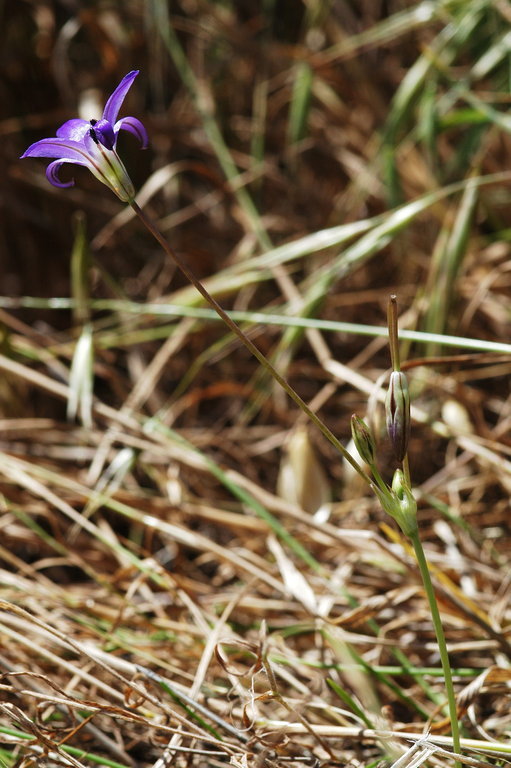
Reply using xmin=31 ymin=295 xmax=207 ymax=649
xmin=410 ymin=528 xmax=461 ymax=763
xmin=385 ymin=296 xmax=461 ymax=766
xmin=387 ymin=295 xmax=401 ymax=373
xmin=130 ymin=200 xmax=372 ymax=483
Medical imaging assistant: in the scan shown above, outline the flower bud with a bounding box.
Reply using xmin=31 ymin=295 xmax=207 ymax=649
xmin=391 ymin=469 xmax=418 ymax=536
xmin=350 ymin=414 xmax=376 ymax=466
xmin=375 ymin=469 xmax=418 ymax=537
xmin=385 ymin=371 xmax=411 ymax=462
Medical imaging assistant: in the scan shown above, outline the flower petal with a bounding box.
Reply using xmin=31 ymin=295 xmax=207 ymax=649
xmin=46 ymin=159 xmax=76 ymax=188
xmin=82 ymin=130 xmax=102 ymax=156
xmin=114 ymin=116 xmax=148 ymax=149
xmin=20 ymin=138 xmax=93 ymax=164
xmin=102 ymin=70 xmax=139 ymax=125
xmin=56 ymin=119 xmax=91 ymax=142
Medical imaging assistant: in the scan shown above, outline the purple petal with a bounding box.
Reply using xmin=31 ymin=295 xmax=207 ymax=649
xmin=90 ymin=118 xmax=116 ymax=150
xmin=102 ymin=70 xmax=139 ymax=126
xmin=46 ymin=160 xmax=76 ymax=188
xmin=114 ymin=116 xmax=148 ymax=149
xmin=82 ymin=130 xmax=102 ymax=156
xmin=56 ymin=119 xmax=90 ymax=142
xmin=21 ymin=138 xmax=92 ymax=164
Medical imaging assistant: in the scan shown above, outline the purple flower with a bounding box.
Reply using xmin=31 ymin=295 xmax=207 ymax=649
xmin=21 ymin=71 xmax=147 ymax=202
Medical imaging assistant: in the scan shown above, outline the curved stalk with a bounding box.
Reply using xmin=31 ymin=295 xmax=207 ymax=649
xmin=130 ymin=200 xmax=372 ymax=485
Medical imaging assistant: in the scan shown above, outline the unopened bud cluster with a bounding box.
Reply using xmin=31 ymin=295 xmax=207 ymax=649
xmin=350 ymin=367 xmax=416 ymax=537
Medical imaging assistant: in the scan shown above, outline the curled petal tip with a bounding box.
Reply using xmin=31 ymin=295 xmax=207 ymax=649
xmin=46 ymin=159 xmax=75 ymax=188
xmin=115 ymin=116 xmax=148 ymax=149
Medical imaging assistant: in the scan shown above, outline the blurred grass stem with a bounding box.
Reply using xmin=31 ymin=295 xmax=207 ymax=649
xmin=130 ymin=201 xmax=371 ymax=484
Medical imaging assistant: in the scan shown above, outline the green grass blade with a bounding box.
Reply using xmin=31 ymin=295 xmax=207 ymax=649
xmin=287 ymin=61 xmax=313 ymax=146
xmin=326 ymin=678 xmax=375 ymax=729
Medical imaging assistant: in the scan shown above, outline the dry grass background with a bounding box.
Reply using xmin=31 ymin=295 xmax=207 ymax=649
xmin=2 ymin=1 xmax=511 ymax=766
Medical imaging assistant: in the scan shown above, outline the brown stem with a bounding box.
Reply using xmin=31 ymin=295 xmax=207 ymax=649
xmin=387 ymin=294 xmax=400 ymax=372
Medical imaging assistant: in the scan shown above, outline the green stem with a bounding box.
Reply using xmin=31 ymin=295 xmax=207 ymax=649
xmin=369 ymin=463 xmax=388 ymax=497
xmin=129 ymin=201 xmax=372 ymax=484
xmin=409 ymin=529 xmax=461 ymax=766
xmin=402 ymin=454 xmax=411 ymax=488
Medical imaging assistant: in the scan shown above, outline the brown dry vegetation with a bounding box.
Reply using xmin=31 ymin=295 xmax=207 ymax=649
xmin=2 ymin=1 xmax=511 ymax=767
